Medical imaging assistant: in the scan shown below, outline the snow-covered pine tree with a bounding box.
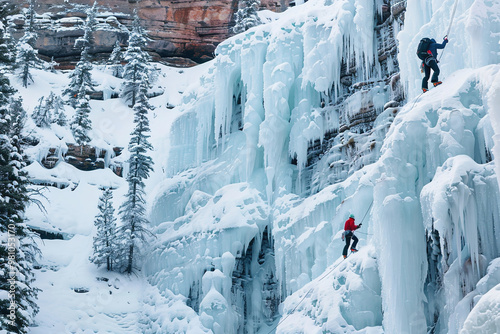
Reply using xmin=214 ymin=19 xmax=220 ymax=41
xmin=233 ymin=0 xmax=262 ymax=34
xmin=75 ymin=1 xmax=97 ymax=51
xmin=0 ymin=1 xmax=17 ymax=30
xmin=54 ymin=109 xmax=67 ymax=126
xmin=63 ymin=47 xmax=94 ymax=107
xmin=0 ymin=85 xmax=40 ymax=333
xmin=90 ymin=188 xmax=117 ymax=271
xmin=0 ymin=1 xmax=17 ymax=66
xmin=31 ymin=96 xmax=50 ymax=128
xmin=117 ymin=74 xmax=154 ymax=274
xmin=46 ymin=92 xmax=64 ymax=120
xmin=120 ymin=11 xmax=152 ymax=107
xmin=70 ymin=86 xmax=92 ymax=145
xmin=44 ymin=56 xmax=58 ymax=72
xmin=0 ymin=14 xmax=15 ymax=98
xmin=16 ymin=0 xmax=41 ymax=88
xmin=1 ymin=96 xmax=40 ymax=333
xmin=9 ymin=98 xmax=27 ymax=139
xmin=0 ymin=45 xmax=13 ymax=329
xmin=45 ymin=92 xmax=67 ymax=126
xmin=108 ymin=40 xmax=123 ymax=78
xmin=24 ymin=0 xmax=36 ymax=35
xmin=4 ymin=33 xmax=16 ymax=65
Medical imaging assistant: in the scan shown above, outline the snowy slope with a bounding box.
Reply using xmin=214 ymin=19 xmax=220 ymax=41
xmin=12 ymin=64 xmax=213 ymax=333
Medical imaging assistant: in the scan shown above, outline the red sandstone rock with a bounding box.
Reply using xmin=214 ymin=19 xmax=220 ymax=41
xmin=11 ymin=0 xmax=289 ymax=65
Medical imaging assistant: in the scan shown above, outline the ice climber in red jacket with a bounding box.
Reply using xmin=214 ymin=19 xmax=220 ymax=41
xmin=342 ymin=214 xmax=362 ymax=258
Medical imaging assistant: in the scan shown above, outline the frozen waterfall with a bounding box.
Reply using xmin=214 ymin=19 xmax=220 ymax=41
xmin=144 ymin=0 xmax=500 ymax=333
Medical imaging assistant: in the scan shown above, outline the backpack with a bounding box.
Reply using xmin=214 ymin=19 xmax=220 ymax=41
xmin=416 ymin=38 xmax=432 ymax=60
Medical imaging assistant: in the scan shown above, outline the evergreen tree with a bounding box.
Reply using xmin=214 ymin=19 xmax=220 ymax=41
xmin=120 ymin=11 xmax=152 ymax=107
xmin=31 ymin=92 xmax=66 ymax=127
xmin=9 ymin=98 xmax=26 ymax=139
xmin=0 ymin=17 xmax=14 ymax=113
xmin=2 ymin=31 xmax=16 ymax=66
xmin=70 ymin=86 xmax=92 ymax=145
xmin=0 ymin=72 xmax=14 ymax=113
xmin=31 ymin=96 xmax=50 ymax=128
xmin=75 ymin=2 xmax=97 ymax=51
xmin=90 ymin=188 xmax=117 ymax=271
xmin=44 ymin=56 xmax=58 ymax=72
xmin=46 ymin=92 xmax=64 ymax=120
xmin=24 ymin=0 xmax=36 ymax=35
xmin=233 ymin=0 xmax=262 ymax=34
xmin=108 ymin=40 xmax=123 ymax=78
xmin=0 ymin=1 xmax=17 ymax=27
xmin=16 ymin=0 xmax=41 ymax=88
xmin=45 ymin=92 xmax=67 ymax=126
xmin=109 ymin=40 xmax=122 ymax=64
xmin=1 ymin=16 xmax=39 ymax=334
xmin=0 ymin=97 xmax=40 ymax=333
xmin=54 ymin=109 xmax=67 ymax=127
xmin=63 ymin=47 xmax=94 ymax=107
xmin=117 ymin=75 xmax=154 ymax=274
xmin=0 ymin=12 xmax=17 ymax=66
xmin=0 ymin=0 xmax=18 ymax=65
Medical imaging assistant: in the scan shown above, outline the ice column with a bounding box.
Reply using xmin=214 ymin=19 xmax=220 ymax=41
xmin=372 ymin=157 xmax=427 ymax=334
xmin=214 ymin=44 xmax=242 ymax=150
xmin=259 ymin=29 xmax=304 ymax=202
xmin=486 ymin=69 xmax=500 ymax=187
xmin=240 ymin=32 xmax=268 ymax=180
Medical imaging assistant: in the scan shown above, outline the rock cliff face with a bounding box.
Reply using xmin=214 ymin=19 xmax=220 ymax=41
xmin=298 ymin=0 xmax=406 ymax=195
xmin=10 ymin=0 xmax=289 ymax=65
xmin=40 ymin=144 xmax=123 ymax=176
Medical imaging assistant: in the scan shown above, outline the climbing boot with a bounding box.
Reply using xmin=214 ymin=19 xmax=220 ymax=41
xmin=422 ymin=88 xmax=428 ymax=93
xmin=433 ymin=81 xmax=442 ymax=87
xmin=351 ymin=248 xmax=358 ymax=253
xmin=343 ymin=255 xmax=347 ymax=259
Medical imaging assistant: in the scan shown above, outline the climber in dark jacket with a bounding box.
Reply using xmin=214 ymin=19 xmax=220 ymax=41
xmin=342 ymin=214 xmax=361 ymax=258
xmin=421 ymin=37 xmax=449 ymax=92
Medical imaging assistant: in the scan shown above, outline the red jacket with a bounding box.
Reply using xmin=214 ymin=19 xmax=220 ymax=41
xmin=344 ymin=218 xmax=359 ymax=232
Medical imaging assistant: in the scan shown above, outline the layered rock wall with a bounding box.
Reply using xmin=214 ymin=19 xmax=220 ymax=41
xmin=11 ymin=0 xmax=289 ymax=64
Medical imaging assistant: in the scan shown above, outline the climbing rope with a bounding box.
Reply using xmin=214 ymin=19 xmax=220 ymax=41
xmin=439 ymin=0 xmax=460 ymax=61
xmin=359 ymin=199 xmax=373 ymax=225
xmin=446 ymin=0 xmax=460 ymax=38
xmin=266 ymin=251 xmax=354 ymax=334
xmin=267 ymin=200 xmax=374 ymax=333
xmin=410 ymin=91 xmax=425 ymax=110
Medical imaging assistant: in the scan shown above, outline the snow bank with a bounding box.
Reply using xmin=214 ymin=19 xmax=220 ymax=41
xmin=276 ymin=245 xmax=383 ymax=333
xmin=461 ymin=283 xmax=500 ymax=334
xmin=144 ymin=183 xmax=271 ymax=333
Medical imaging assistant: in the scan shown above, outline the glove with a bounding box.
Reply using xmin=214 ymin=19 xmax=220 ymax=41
xmin=443 ymin=37 xmax=449 ymax=44
xmin=358 ymin=223 xmax=362 ymax=227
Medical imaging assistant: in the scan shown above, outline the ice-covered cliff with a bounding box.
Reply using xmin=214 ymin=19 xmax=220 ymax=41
xmin=141 ymin=0 xmax=500 ymax=333
xmin=15 ymin=0 xmax=500 ymax=332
